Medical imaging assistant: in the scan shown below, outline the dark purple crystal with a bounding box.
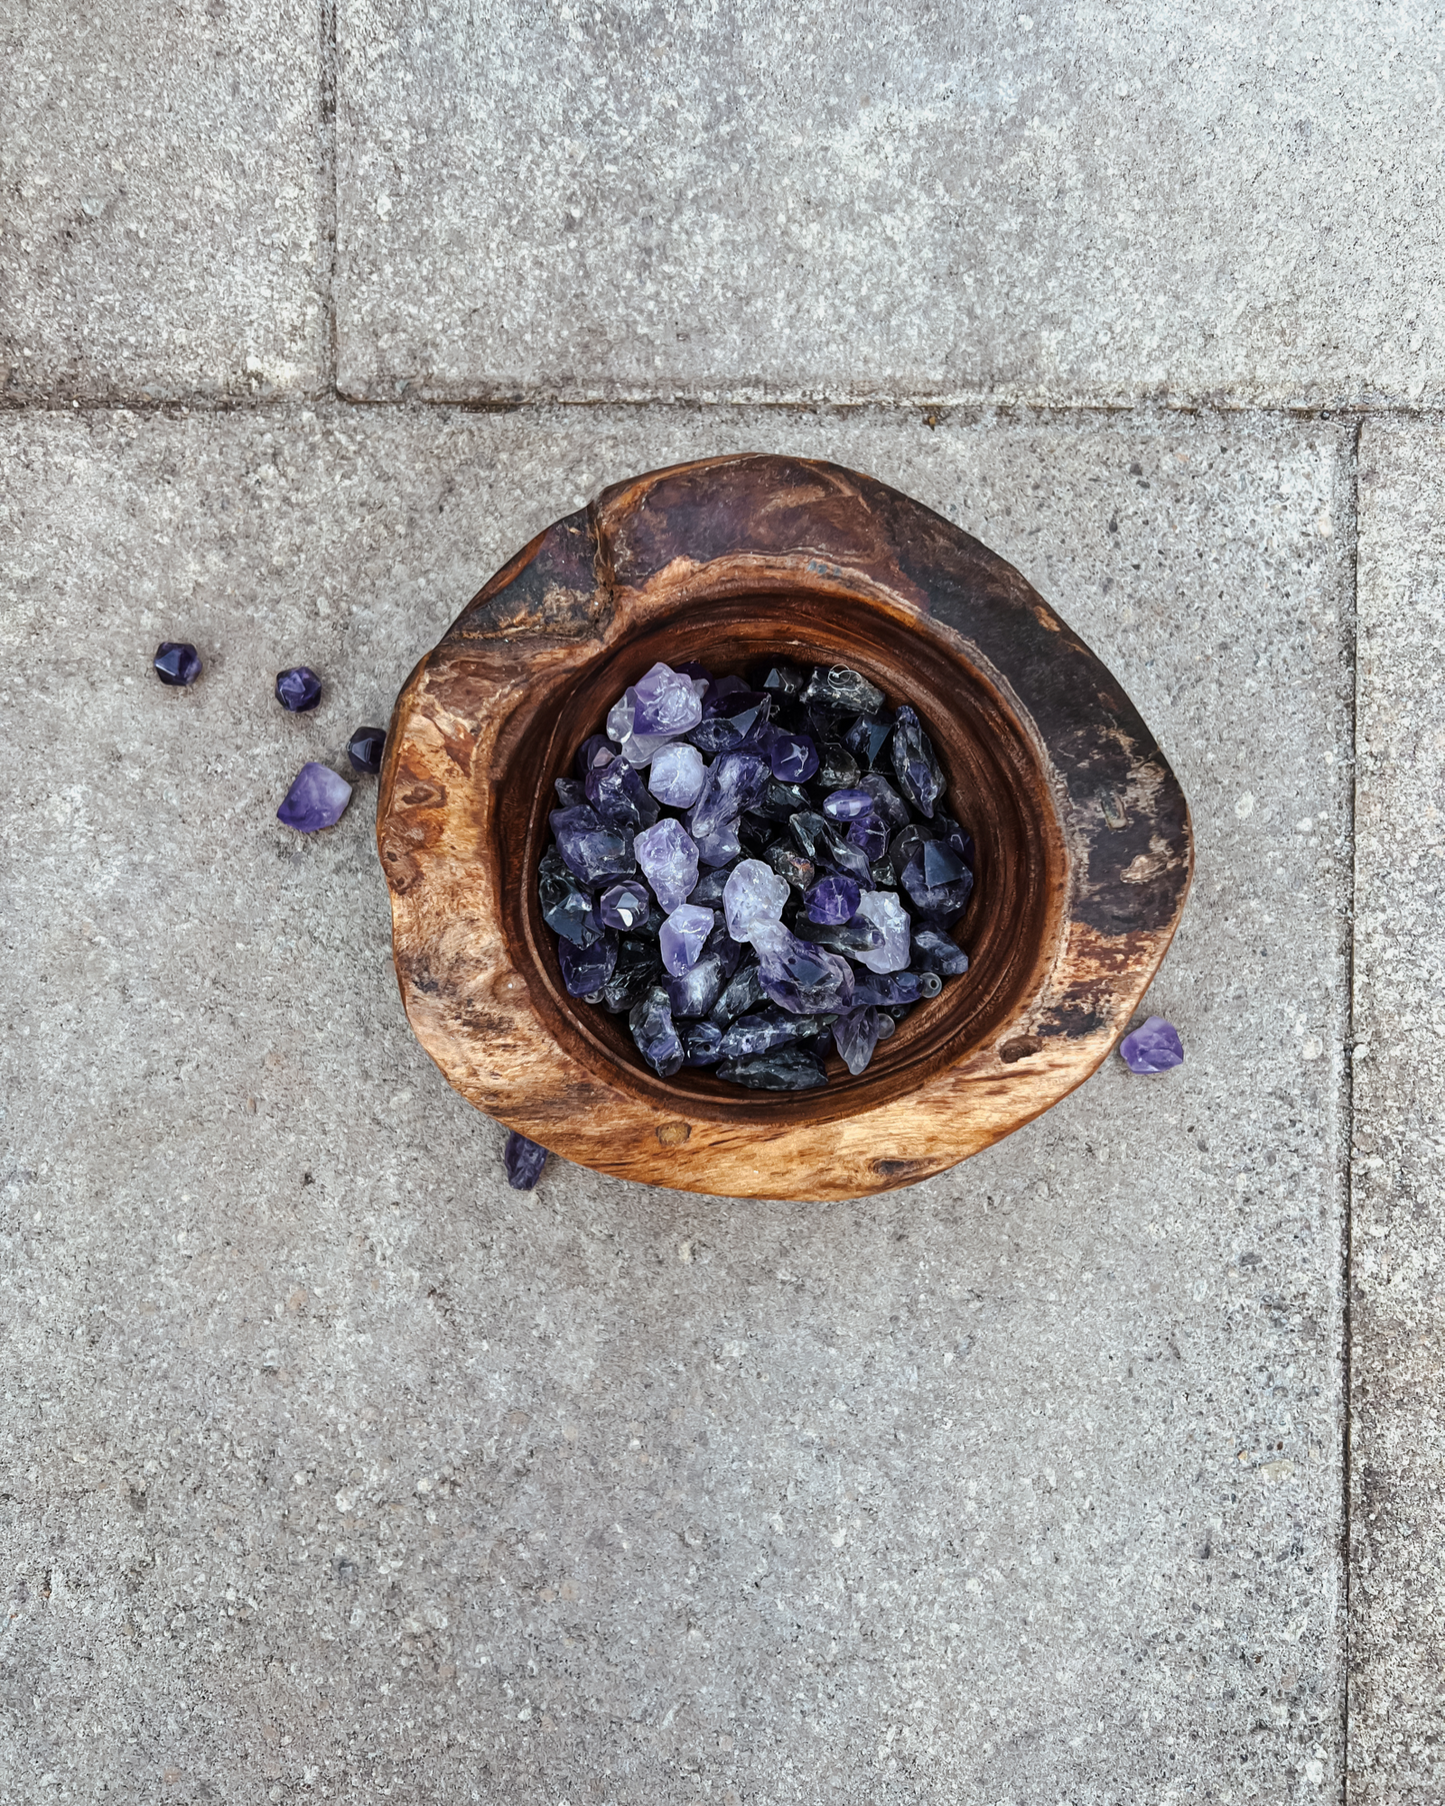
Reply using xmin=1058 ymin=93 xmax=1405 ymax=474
xmin=833 ymin=1005 xmax=883 ymax=1077
xmin=890 ymin=704 xmax=944 ymax=819
xmin=912 ymin=927 xmax=970 ymax=976
xmin=768 ymin=731 xmax=819 ymax=784
xmin=559 ymin=931 xmax=618 ymax=997
xmin=688 ymin=752 xmax=769 ymax=842
xmin=599 ymin=879 xmax=652 ymax=932
xmin=576 ymin=733 xmax=617 ymax=778
xmin=900 ymin=839 xmax=974 ymax=924
xmin=550 ymin=804 xmax=637 ymax=885
xmin=275 ymin=665 xmax=323 ymax=712
xmin=600 ymin=938 xmax=663 ymax=1013
xmin=540 ymin=852 xmax=604 ymax=945
xmin=503 ymin=1130 xmax=548 ymax=1191
xmin=153 ymin=641 xmax=201 ymax=686
xmin=717 ymin=1047 xmax=828 ymax=1091
xmin=805 ymin=875 xmax=860 ymax=924
xmin=718 ymin=1008 xmax=821 ymax=1061
xmin=844 ymin=710 xmax=895 ymax=771
xmin=277 ymin=762 xmax=352 ymax=832
xmin=845 ymin=811 xmax=890 ymax=862
xmin=347 ymin=726 xmax=387 ymax=775
xmin=629 ymin=986 xmax=685 ymax=1077
xmin=690 ymin=690 xmax=772 ymax=755
xmin=1119 ymin=1015 xmax=1184 ymax=1074
xmin=680 ymin=1020 xmax=724 ymax=1066
xmin=586 ymin=755 xmax=660 ymax=831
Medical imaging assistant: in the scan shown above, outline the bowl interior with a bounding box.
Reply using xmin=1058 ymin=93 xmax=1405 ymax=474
xmin=496 ymin=589 xmax=1067 ymax=1128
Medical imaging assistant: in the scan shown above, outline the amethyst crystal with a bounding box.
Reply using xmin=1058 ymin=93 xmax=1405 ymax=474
xmin=690 ymin=690 xmax=772 ymax=755
xmin=749 ymin=920 xmax=855 ymax=1015
xmin=632 ymin=662 xmax=705 ymax=737
xmin=586 ymin=755 xmax=660 ymax=831
xmin=648 ymin=742 xmax=706 ymax=809
xmin=844 ymin=711 xmax=895 ymax=771
xmin=722 ymin=859 xmax=790 ymax=943
xmin=805 ymin=875 xmax=860 ymax=924
xmin=851 ymin=890 xmax=911 ymax=973
xmin=688 ymin=752 xmax=769 ymax=842
xmin=801 ymin=665 xmax=885 ymax=715
xmin=900 ymin=838 xmax=974 ymax=924
xmin=540 ymin=852 xmax=604 ymax=945
xmin=717 ymin=1047 xmax=828 ymax=1091
xmin=756 ymin=661 xmax=807 ymax=698
xmin=347 ymin=726 xmax=387 ymax=775
xmin=575 ymin=733 xmax=616 ymax=778
xmin=277 ymin=762 xmax=352 ymax=832
xmin=550 ymin=804 xmax=637 ymax=885
xmin=503 ymin=1130 xmax=548 ymax=1190
xmin=833 ymin=1005 xmax=883 ymax=1077
xmin=275 ymin=665 xmax=323 ymax=712
xmin=554 ymin=777 xmax=589 ymax=809
xmin=559 ymin=931 xmax=618 ymax=998
xmin=634 ymin=817 xmax=700 ymax=912
xmin=845 ymin=812 xmax=890 ymax=862
xmin=665 ymin=943 xmax=731 ymax=1018
xmin=680 ymin=1020 xmax=724 ymax=1066
xmin=1119 ymin=1015 xmax=1184 ymax=1074
xmin=694 ymin=819 xmax=743 ymax=868
xmin=659 ymin=904 xmax=716 ymax=975
xmin=768 ymin=731 xmax=819 ymax=784
xmin=795 ymin=915 xmax=883 ymax=957
xmin=629 ymin=987 xmax=685 ymax=1077
xmin=853 ymin=970 xmax=942 ymax=1007
xmin=708 ymin=962 xmax=767 ymax=1027
xmin=154 ymin=641 xmax=201 ymax=686
xmin=860 ymin=773 xmax=910 ymax=829
xmin=912 ymin=927 xmax=970 ymax=976
xmin=751 ymin=779 xmax=811 ymax=824
xmin=600 ymin=938 xmax=663 ymax=1013
xmin=821 ymin=788 xmax=873 ymax=821
xmin=598 ymin=879 xmax=652 ymax=932
xmin=890 ymin=704 xmax=944 ymax=819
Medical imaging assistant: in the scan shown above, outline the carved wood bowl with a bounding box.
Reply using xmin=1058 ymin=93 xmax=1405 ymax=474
xmin=377 ymin=455 xmax=1192 ymax=1201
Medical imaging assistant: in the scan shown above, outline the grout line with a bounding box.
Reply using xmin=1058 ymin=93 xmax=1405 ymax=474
xmin=1340 ymin=415 xmax=1362 ymax=1804
xmin=320 ymin=0 xmax=339 ymax=397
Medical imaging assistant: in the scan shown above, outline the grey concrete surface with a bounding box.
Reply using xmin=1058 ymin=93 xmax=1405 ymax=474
xmin=2 ymin=405 xmax=1353 ymax=1801
xmin=335 ymin=1 xmax=1443 ymax=408
xmin=0 ymin=0 xmax=326 ymax=404
xmin=1349 ymin=422 xmax=1445 ymax=1805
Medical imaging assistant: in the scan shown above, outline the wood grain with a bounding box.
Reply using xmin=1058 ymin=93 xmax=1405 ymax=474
xmin=378 ymin=455 xmax=1193 ymax=1200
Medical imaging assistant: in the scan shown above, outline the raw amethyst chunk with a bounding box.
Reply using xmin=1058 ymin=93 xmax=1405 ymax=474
xmin=717 ymin=1047 xmax=828 ymax=1091
xmin=559 ymin=931 xmax=618 ymax=997
xmin=629 ymin=986 xmax=685 ymax=1077
xmin=851 ymin=890 xmax=911 ymax=973
xmin=890 ymin=704 xmax=944 ymax=819
xmin=934 ymin=811 xmax=976 ymax=870
xmin=801 ymin=665 xmax=885 ymax=715
xmin=277 ymin=763 xmax=352 ymax=832
xmin=768 ymin=731 xmax=819 ymax=784
xmin=912 ymin=927 xmax=970 ymax=976
xmin=688 ymin=863 xmax=738 ymax=907
xmin=795 ymin=916 xmax=884 ymax=957
xmin=755 ymin=661 xmax=807 ymax=698
xmin=766 ymin=846 xmax=815 ymax=893
xmin=554 ymin=777 xmax=589 ymax=809
xmin=648 ymin=742 xmax=706 ymax=809
xmin=845 ymin=812 xmax=890 ymax=862
xmin=749 ymin=920 xmax=855 ymax=1015
xmin=900 ymin=839 xmax=974 ymax=924
xmin=750 ymin=779 xmax=811 ymax=824
xmin=709 ymin=962 xmax=768 ymax=1027
xmin=550 ymin=804 xmax=637 ymax=885
xmin=660 ymin=904 xmax=716 ymax=975
xmin=833 ymin=1005 xmax=883 ymax=1077
xmin=805 ymin=875 xmax=860 ymax=924
xmin=347 ymin=727 xmax=387 ymax=775
xmin=718 ymin=1008 xmax=822 ymax=1061
xmin=690 ymin=690 xmax=772 ymax=754
xmin=694 ymin=819 xmax=743 ymax=868
xmin=575 ymin=733 xmax=616 ymax=778
xmin=844 ymin=710 xmax=895 ymax=771
xmin=154 ymin=641 xmax=201 ymax=686
xmin=587 ymin=755 xmax=660 ymax=830
xmin=634 ymin=817 xmax=700 ymax=912
xmin=688 ymin=752 xmax=769 ymax=841
xmin=275 ymin=665 xmax=323 ymax=712
xmin=860 ymin=773 xmax=910 ymax=829
xmin=599 ymin=879 xmax=652 ymax=932
xmin=600 ymin=938 xmax=663 ymax=1013
xmin=1119 ymin=1015 xmax=1184 ymax=1074
xmin=665 ymin=948 xmax=730 ymax=1019
xmin=680 ymin=1021 xmax=724 ymax=1066
xmin=722 ymin=859 xmax=790 ymax=943
xmin=503 ymin=1131 xmax=548 ymax=1191
xmin=821 ymin=787 xmax=873 ymax=821
xmin=631 ymin=662 xmax=705 ymax=737
xmin=540 ymin=852 xmax=603 ymax=945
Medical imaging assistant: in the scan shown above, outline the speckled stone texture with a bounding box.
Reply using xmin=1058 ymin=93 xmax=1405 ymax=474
xmin=335 ymin=0 xmax=1442 ymax=408
xmin=0 ymin=0 xmax=325 ymax=404
xmin=1349 ymin=422 xmax=1445 ymax=1805
xmin=1 ymin=407 xmax=1352 ymax=1802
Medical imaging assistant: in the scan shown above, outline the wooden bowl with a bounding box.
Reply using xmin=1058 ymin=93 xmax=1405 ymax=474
xmin=377 ymin=455 xmax=1192 ymax=1201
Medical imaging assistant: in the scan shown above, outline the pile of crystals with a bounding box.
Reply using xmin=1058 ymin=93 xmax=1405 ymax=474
xmin=538 ymin=660 xmax=974 ymax=1091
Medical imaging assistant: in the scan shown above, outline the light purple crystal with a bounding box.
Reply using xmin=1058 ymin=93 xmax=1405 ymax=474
xmin=833 ymin=1005 xmax=883 ymax=1077
xmin=1119 ymin=1015 xmax=1184 ymax=1074
xmin=722 ymin=859 xmax=790 ymax=943
xmin=821 ymin=788 xmax=873 ymax=821
xmin=599 ymin=879 xmax=652 ymax=931
xmin=550 ymin=803 xmax=636 ymax=885
xmin=631 ymin=661 xmax=704 ymax=737
xmin=749 ymin=919 xmax=855 ymax=1015
xmin=277 ymin=762 xmax=352 ymax=832
xmin=634 ymin=817 xmax=700 ymax=912
xmin=694 ymin=819 xmax=742 ymax=868
xmin=648 ymin=741 xmax=706 ymax=809
xmin=659 ymin=904 xmax=716 ymax=975
xmin=851 ymin=889 xmax=911 ymax=973
xmin=805 ymin=875 xmax=860 ymax=925
xmin=688 ymin=751 xmax=769 ymax=841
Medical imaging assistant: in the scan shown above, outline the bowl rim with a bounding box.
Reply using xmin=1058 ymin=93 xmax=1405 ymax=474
xmin=378 ymin=453 xmax=1193 ymax=1201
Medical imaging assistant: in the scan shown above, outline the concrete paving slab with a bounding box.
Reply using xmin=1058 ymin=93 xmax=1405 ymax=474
xmin=1 ymin=403 xmax=1352 ymax=1801
xmin=1 ymin=0 xmax=326 ymax=404
xmin=1349 ymin=420 xmax=1445 ymax=1804
xmin=336 ymin=1 xmax=1442 ymax=408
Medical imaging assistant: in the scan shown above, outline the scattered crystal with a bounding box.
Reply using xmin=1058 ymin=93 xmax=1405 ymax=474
xmin=554 ymin=776 xmax=589 ymax=809
xmin=347 ymin=726 xmax=387 ymax=775
xmin=586 ymin=755 xmax=660 ymax=830
xmin=660 ymin=904 xmax=716 ymax=975
xmin=598 ymin=879 xmax=652 ymax=932
xmin=822 ymin=787 xmax=873 ymax=821
xmin=852 ymin=970 xmax=941 ymax=1007
xmin=801 ymin=664 xmax=886 ymax=715
xmin=768 ymin=731 xmax=819 ymax=784
xmin=503 ymin=1130 xmax=548 ymax=1191
xmin=694 ymin=819 xmax=743 ymax=868
xmin=860 ymin=773 xmax=910 ymax=829
xmin=717 ymin=1047 xmax=828 ymax=1091
xmin=805 ymin=875 xmax=860 ymax=924
xmin=540 ymin=852 xmax=603 ymax=945
xmin=718 ymin=1008 xmax=823 ymax=1061
xmin=1119 ymin=1015 xmax=1184 ymax=1074
xmin=550 ymin=804 xmax=637 ymax=885
xmin=277 ymin=762 xmax=352 ymax=832
xmin=912 ymin=927 xmax=970 ymax=976
xmin=900 ymin=837 xmax=974 ymax=924
xmin=845 ymin=812 xmax=890 ymax=861
xmin=680 ymin=1021 xmax=724 ymax=1066
xmin=648 ymin=742 xmax=706 ymax=809
xmin=154 ymin=641 xmax=201 ymax=686
xmin=890 ymin=704 xmax=944 ymax=819
xmin=632 ymin=661 xmax=704 ymax=737
xmin=750 ymin=779 xmax=811 ymax=824
xmin=851 ymin=890 xmax=911 ymax=973
xmin=722 ymin=859 xmax=790 ymax=942
xmin=559 ymin=931 xmax=618 ymax=997
xmin=634 ymin=817 xmax=700 ymax=912
xmin=833 ymin=1005 xmax=883 ymax=1077
xmin=709 ymin=962 xmax=767 ymax=1027
xmin=629 ymin=987 xmax=684 ymax=1077
xmin=688 ymin=864 xmax=737 ymax=907
xmin=275 ymin=665 xmax=323 ymax=712
xmin=749 ymin=919 xmax=855 ymax=1015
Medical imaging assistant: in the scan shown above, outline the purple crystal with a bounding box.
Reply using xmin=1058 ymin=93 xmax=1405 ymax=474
xmin=688 ymin=752 xmax=769 ymax=842
xmin=717 ymin=1008 xmax=823 ymax=1060
xmin=756 ymin=661 xmax=807 ymax=698
xmin=805 ymin=875 xmax=860 ymax=924
xmin=846 ymin=811 xmax=890 ymax=862
xmin=1119 ymin=1015 xmax=1184 ymax=1074
xmin=694 ymin=819 xmax=743 ymax=868
xmin=768 ymin=731 xmax=819 ymax=784
xmin=690 ymin=690 xmax=772 ymax=755
xmin=575 ymin=732 xmax=617 ymax=778
xmin=680 ymin=1020 xmax=724 ymax=1066
xmin=634 ymin=818 xmax=701 ymax=912
xmin=890 ymin=704 xmax=944 ymax=819
xmin=860 ymin=773 xmax=910 ymax=829
xmin=347 ymin=726 xmax=386 ymax=775
xmin=631 ymin=662 xmax=704 ymax=737
xmin=852 ymin=970 xmax=941 ymax=1007
xmin=554 ymin=777 xmax=589 ymax=809
xmin=629 ymin=986 xmax=685 ymax=1077
xmin=550 ymin=804 xmax=637 ymax=885
xmin=716 ymin=1047 xmax=828 ymax=1091
xmin=665 ymin=948 xmax=730 ymax=1018
xmin=659 ymin=904 xmax=716 ymax=975
xmin=153 ymin=641 xmax=201 ymax=686
xmin=801 ymin=665 xmax=885 ymax=715
xmin=559 ymin=931 xmax=618 ymax=997
xmin=540 ymin=852 xmax=603 ymax=945
xmin=821 ymin=788 xmax=873 ymax=821
xmin=277 ymin=762 xmax=352 ymax=832
xmin=900 ymin=839 xmax=974 ymax=925
xmin=722 ymin=859 xmax=790 ymax=943
xmin=834 ymin=1005 xmax=883 ymax=1077
xmin=599 ymin=879 xmax=652 ymax=932
xmin=275 ymin=665 xmax=323 ymax=713
xmin=648 ymin=742 xmax=707 ymax=809
xmin=851 ymin=890 xmax=910 ymax=973
xmin=844 ymin=711 xmax=895 ymax=771
xmin=503 ymin=1130 xmax=548 ymax=1191
xmin=749 ymin=919 xmax=855 ymax=1015
xmin=586 ymin=756 xmax=660 ymax=831
xmin=912 ymin=927 xmax=970 ymax=976
xmin=673 ymin=660 xmax=714 ymax=699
